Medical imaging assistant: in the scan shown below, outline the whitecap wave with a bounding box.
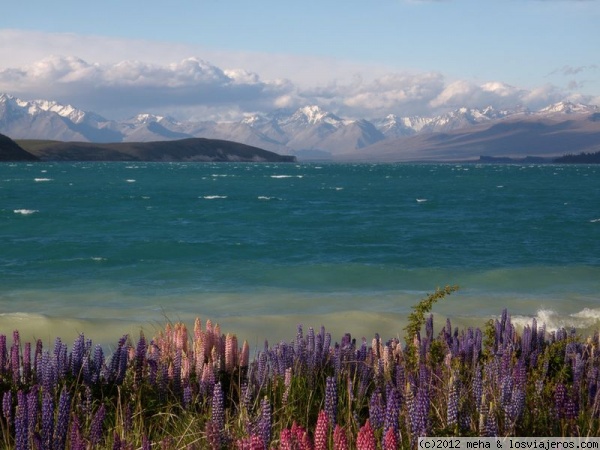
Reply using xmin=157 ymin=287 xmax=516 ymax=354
xmin=511 ymin=308 xmax=600 ymax=333
xmin=271 ymin=175 xmax=303 ymax=179
xmin=590 ymin=218 xmax=600 ymax=223
xmin=416 ymin=198 xmax=428 ymax=203
xmin=14 ymin=209 xmax=38 ymax=215
xmin=202 ymin=195 xmax=227 ymax=200
xmin=34 ymin=178 xmax=52 ymax=182
xmin=126 ymin=179 xmax=136 ymax=183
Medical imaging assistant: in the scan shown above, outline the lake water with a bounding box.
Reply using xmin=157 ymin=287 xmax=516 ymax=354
xmin=1 ymin=162 xmax=599 ymax=351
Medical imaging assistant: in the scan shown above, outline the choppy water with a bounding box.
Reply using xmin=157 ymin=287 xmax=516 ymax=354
xmin=1 ymin=162 xmax=599 ymax=350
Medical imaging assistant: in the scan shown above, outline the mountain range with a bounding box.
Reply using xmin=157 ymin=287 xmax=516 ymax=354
xmin=1 ymin=93 xmax=599 ymax=162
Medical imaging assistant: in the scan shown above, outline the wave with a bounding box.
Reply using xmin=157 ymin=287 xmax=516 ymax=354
xmin=126 ymin=179 xmax=136 ymax=183
xmin=34 ymin=178 xmax=52 ymax=182
xmin=511 ymin=307 xmax=600 ymax=333
xmin=271 ymin=175 xmax=303 ymax=179
xmin=416 ymin=198 xmax=428 ymax=203
xmin=590 ymin=218 xmax=600 ymax=223
xmin=13 ymin=209 xmax=38 ymax=215
xmin=202 ymin=195 xmax=228 ymax=200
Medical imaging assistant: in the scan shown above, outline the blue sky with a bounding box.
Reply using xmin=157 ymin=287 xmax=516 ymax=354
xmin=1 ymin=0 xmax=598 ymax=120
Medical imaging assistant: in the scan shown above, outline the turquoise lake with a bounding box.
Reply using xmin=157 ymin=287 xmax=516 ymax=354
xmin=1 ymin=162 xmax=599 ymax=351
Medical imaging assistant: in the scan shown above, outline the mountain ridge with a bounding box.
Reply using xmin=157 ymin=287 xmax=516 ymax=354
xmin=1 ymin=93 xmax=599 ymax=161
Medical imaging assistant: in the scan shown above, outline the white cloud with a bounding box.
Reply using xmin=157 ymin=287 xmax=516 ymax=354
xmin=0 ymin=29 xmax=592 ymax=120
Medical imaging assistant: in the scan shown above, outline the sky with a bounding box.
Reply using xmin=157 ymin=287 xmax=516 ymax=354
xmin=1 ymin=0 xmax=599 ymax=121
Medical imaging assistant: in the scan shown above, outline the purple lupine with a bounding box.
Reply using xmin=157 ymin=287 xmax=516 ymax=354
xmin=53 ymin=337 xmax=68 ymax=381
xmin=41 ymin=391 xmax=54 ymax=450
xmin=554 ymin=383 xmax=567 ymax=419
xmin=183 ymin=384 xmax=193 ymax=409
xmin=33 ymin=339 xmax=43 ymax=381
xmin=211 ymin=382 xmax=225 ymax=446
xmin=89 ymin=404 xmax=107 ymax=447
xmin=53 ymin=387 xmax=71 ymax=450
xmin=91 ymin=344 xmax=104 ymax=384
xmin=325 ymin=376 xmax=337 ymax=425
xmin=257 ymin=397 xmax=271 ymax=448
xmin=26 ymin=386 xmax=38 ymax=441
xmin=0 ymin=334 xmax=7 ymax=376
xmin=23 ymin=343 xmax=32 ymax=385
xmin=15 ymin=390 xmax=29 ymax=450
xmin=134 ymin=332 xmax=147 ymax=385
xmin=3 ymin=390 xmax=13 ymax=425
xmin=473 ymin=364 xmax=483 ymax=413
xmin=70 ymin=334 xmax=85 ymax=378
xmin=70 ymin=413 xmax=86 ymax=450
xmin=447 ymin=374 xmax=459 ymax=428
xmin=485 ymin=403 xmax=498 ymax=437
xmin=142 ymin=435 xmax=152 ymax=450
xmin=384 ymin=386 xmax=401 ymax=443
xmin=11 ymin=331 xmax=21 ymax=385
xmin=368 ymin=389 xmax=384 ymax=429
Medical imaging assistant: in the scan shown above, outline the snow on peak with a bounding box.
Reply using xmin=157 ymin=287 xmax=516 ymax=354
xmin=292 ymin=105 xmax=342 ymax=126
xmin=538 ymin=101 xmax=598 ymax=115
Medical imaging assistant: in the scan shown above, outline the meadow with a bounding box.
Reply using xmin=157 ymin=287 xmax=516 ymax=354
xmin=1 ymin=286 xmax=599 ymax=449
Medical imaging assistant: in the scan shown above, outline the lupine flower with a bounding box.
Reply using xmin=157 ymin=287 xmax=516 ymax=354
xmin=333 ymin=424 xmax=349 ymax=450
xmin=211 ymin=382 xmax=225 ymax=446
xmin=0 ymin=334 xmax=7 ymax=376
xmin=225 ymin=333 xmax=238 ymax=373
xmin=325 ymin=376 xmax=337 ymax=425
xmin=314 ymin=410 xmax=329 ymax=450
xmin=368 ymin=389 xmax=384 ymax=429
xmin=3 ymin=390 xmax=13 ymax=425
xmin=41 ymin=391 xmax=54 ymax=450
xmin=356 ymin=420 xmax=376 ymax=450
xmin=257 ymin=397 xmax=271 ymax=448
xmin=447 ymin=372 xmax=459 ymax=429
xmin=15 ymin=390 xmax=28 ymax=450
xmin=384 ymin=385 xmax=401 ymax=441
xmin=71 ymin=334 xmax=85 ymax=378
xmin=26 ymin=386 xmax=38 ymax=441
xmin=70 ymin=413 xmax=85 ymax=450
xmin=53 ymin=387 xmax=71 ymax=450
xmin=11 ymin=331 xmax=21 ymax=385
xmin=383 ymin=427 xmax=399 ymax=450
xmin=90 ymin=404 xmax=107 ymax=447
xmin=22 ymin=343 xmax=32 ymax=384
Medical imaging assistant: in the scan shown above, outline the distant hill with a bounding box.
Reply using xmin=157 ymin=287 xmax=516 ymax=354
xmin=340 ymin=112 xmax=600 ymax=162
xmin=17 ymin=138 xmax=296 ymax=162
xmin=0 ymin=133 xmax=38 ymax=161
xmin=554 ymin=150 xmax=600 ymax=164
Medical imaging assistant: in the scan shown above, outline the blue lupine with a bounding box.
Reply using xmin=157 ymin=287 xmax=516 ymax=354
xmin=53 ymin=387 xmax=71 ymax=450
xmin=211 ymin=382 xmax=225 ymax=446
xmin=0 ymin=334 xmax=7 ymax=376
xmin=90 ymin=404 xmax=107 ymax=447
xmin=70 ymin=333 xmax=85 ymax=378
xmin=369 ymin=389 xmax=384 ymax=429
xmin=3 ymin=390 xmax=13 ymax=425
xmin=26 ymin=386 xmax=38 ymax=441
xmin=325 ymin=375 xmax=337 ymax=425
xmin=41 ymin=392 xmax=54 ymax=450
xmin=447 ymin=374 xmax=459 ymax=428
xmin=384 ymin=386 xmax=401 ymax=441
xmin=15 ymin=390 xmax=29 ymax=450
xmin=258 ymin=397 xmax=271 ymax=448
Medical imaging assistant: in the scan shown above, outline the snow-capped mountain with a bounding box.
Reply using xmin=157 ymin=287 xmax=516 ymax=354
xmin=1 ymin=92 xmax=599 ymax=160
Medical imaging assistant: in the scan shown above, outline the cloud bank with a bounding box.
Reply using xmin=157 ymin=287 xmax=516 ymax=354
xmin=0 ymin=30 xmax=596 ymax=120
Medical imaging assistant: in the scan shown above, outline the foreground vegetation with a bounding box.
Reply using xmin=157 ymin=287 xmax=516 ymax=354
xmin=1 ymin=286 xmax=599 ymax=449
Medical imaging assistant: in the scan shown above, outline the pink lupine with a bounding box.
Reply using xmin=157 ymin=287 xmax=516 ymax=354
xmin=383 ymin=427 xmax=399 ymax=450
xmin=356 ymin=420 xmax=376 ymax=450
xmin=314 ymin=410 xmax=329 ymax=450
xmin=239 ymin=340 xmax=250 ymax=368
xmin=333 ymin=425 xmax=349 ymax=450
xmin=225 ymin=333 xmax=238 ymax=373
